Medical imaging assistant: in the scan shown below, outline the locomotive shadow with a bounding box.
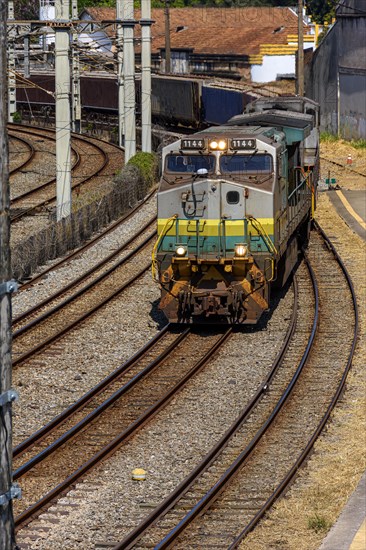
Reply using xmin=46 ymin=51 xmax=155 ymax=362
xmin=148 ymin=263 xmax=298 ymax=332
xmin=149 ymin=299 xmax=170 ymax=330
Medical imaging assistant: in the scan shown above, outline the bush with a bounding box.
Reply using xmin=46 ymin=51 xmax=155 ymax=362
xmin=307 ymin=513 xmax=331 ymax=533
xmin=12 ymin=111 xmax=22 ymax=123
xmin=127 ymin=152 xmax=158 ymax=188
xmin=350 ymin=139 xmax=366 ymax=149
xmin=320 ymin=131 xmax=338 ymax=143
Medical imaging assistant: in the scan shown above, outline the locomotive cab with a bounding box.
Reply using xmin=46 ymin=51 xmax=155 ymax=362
xmin=154 ymin=128 xmax=279 ymax=323
xmin=154 ymin=104 xmax=318 ymax=324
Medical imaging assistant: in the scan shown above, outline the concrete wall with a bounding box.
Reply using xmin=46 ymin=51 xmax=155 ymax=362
xmin=306 ymin=8 xmax=366 ymax=139
xmin=251 ymin=54 xmax=295 ymax=82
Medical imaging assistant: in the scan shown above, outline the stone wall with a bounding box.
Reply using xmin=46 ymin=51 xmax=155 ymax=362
xmin=12 ymin=165 xmax=153 ymax=280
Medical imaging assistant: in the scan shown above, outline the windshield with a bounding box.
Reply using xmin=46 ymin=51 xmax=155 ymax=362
xmin=220 ymin=154 xmax=273 ymax=174
xmin=166 ymin=154 xmax=215 ymax=173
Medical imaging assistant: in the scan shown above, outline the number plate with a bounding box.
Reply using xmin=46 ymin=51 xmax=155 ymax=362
xmin=181 ymin=139 xmax=204 ymax=149
xmin=231 ymin=139 xmax=256 ymax=150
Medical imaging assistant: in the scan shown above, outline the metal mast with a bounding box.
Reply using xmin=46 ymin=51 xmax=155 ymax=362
xmin=140 ymin=0 xmax=152 ymax=153
xmin=7 ymin=0 xmax=16 ymax=122
xmin=163 ymin=0 xmax=171 ymax=73
xmin=297 ymin=0 xmax=304 ymax=96
xmin=122 ymin=0 xmax=137 ymax=161
xmin=116 ymin=0 xmax=124 ymax=147
xmin=0 ymin=0 xmax=20 ymax=547
xmin=54 ymin=0 xmax=71 ymax=220
xmin=71 ymin=0 xmax=81 ymax=133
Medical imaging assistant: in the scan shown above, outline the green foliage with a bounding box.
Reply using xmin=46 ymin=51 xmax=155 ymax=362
xmin=78 ymin=0 xmax=296 ymax=11
xmin=320 ymin=131 xmax=338 ymax=143
xmin=307 ymin=513 xmax=331 ymax=533
xmin=14 ymin=0 xmax=38 ymax=19
xmin=127 ymin=152 xmax=158 ymax=187
xmin=306 ymin=0 xmax=337 ymax=24
xmin=11 ymin=112 xmax=22 ymax=123
xmin=351 ymin=139 xmax=366 ymax=149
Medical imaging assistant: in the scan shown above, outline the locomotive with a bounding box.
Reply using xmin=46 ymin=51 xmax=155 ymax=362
xmin=152 ymin=96 xmax=319 ymax=324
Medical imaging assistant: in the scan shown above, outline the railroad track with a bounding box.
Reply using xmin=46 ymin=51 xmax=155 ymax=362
xmin=14 ymin=284 xmax=298 ymax=543
xmin=12 ymin=219 xmax=156 ymax=367
xmin=106 ymin=224 xmax=357 ymax=549
xmin=13 ymin=226 xmax=357 ymax=547
xmin=14 ymin=327 xmax=232 ymax=531
xmin=320 ymin=154 xmax=366 ymax=179
xmin=9 ymin=134 xmax=36 ymax=175
xmin=15 ymin=186 xmax=157 ymax=290
xmin=8 ymin=124 xmax=122 ymax=223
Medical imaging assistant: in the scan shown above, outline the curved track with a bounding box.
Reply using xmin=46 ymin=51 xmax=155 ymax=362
xmin=9 ymin=134 xmax=36 ymax=175
xmin=12 ymin=223 xmax=156 ymax=367
xmin=14 ymin=328 xmax=232 ymax=530
xmin=110 ymin=225 xmax=358 ymax=549
xmin=13 ymin=226 xmax=357 ymax=548
xmin=9 ymin=124 xmax=123 ymax=223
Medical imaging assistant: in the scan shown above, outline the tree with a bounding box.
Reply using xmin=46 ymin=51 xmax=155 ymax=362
xmin=306 ymin=0 xmax=337 ymax=24
xmin=14 ymin=0 xmax=38 ymax=19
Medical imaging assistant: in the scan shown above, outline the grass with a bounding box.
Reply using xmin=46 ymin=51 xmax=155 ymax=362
xmin=320 ymin=131 xmax=339 ymax=143
xmin=320 ymin=132 xmax=366 ymax=149
xmin=127 ymin=151 xmax=158 ymax=187
xmin=351 ymin=138 xmax=366 ymax=149
xmin=307 ymin=513 xmax=332 ymax=534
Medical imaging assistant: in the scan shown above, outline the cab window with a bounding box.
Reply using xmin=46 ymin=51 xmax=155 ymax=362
xmin=166 ymin=154 xmax=215 ymax=173
xmin=220 ymin=154 xmax=272 ymax=174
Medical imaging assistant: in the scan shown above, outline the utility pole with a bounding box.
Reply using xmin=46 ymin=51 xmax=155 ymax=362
xmin=71 ymin=0 xmax=81 ymax=133
xmin=24 ymin=36 xmax=30 ymax=79
xmin=122 ymin=0 xmax=136 ymax=161
xmin=7 ymin=0 xmax=16 ymax=122
xmin=297 ymin=0 xmax=304 ymax=96
xmin=54 ymin=0 xmax=71 ymax=220
xmin=140 ymin=0 xmax=152 ymax=153
xmin=116 ymin=0 xmax=124 ymax=147
xmin=1 ymin=0 xmax=20 ymax=547
xmin=163 ymin=0 xmax=171 ymax=73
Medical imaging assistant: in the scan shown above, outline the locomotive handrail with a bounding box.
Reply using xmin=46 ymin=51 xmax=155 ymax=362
xmin=288 ymin=169 xmax=313 ymax=201
xmin=247 ymin=216 xmax=278 ymax=256
xmin=152 ymin=214 xmax=178 ymax=281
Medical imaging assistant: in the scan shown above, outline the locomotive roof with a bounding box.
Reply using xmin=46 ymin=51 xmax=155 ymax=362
xmin=197 ymin=125 xmax=266 ymax=135
xmin=227 ymin=110 xmax=314 ymax=143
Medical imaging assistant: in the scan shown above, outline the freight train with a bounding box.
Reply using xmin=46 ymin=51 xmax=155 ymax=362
xmin=152 ymin=96 xmax=319 ymax=324
xmin=16 ymin=72 xmax=264 ymax=128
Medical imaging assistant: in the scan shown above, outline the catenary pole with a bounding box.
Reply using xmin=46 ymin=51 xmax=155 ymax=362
xmin=116 ymin=0 xmax=124 ymax=147
xmin=140 ymin=0 xmax=152 ymax=153
xmin=7 ymin=0 xmax=16 ymax=122
xmin=24 ymin=36 xmax=30 ymax=79
xmin=54 ymin=0 xmax=71 ymax=220
xmin=163 ymin=0 xmax=171 ymax=73
xmin=122 ymin=0 xmax=136 ymax=162
xmin=71 ymin=0 xmax=81 ymax=133
xmin=0 ymin=0 xmax=20 ymax=547
xmin=297 ymin=0 xmax=304 ymax=96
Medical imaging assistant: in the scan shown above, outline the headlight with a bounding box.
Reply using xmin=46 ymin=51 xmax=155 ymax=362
xmin=209 ymin=139 xmax=227 ymax=151
xmin=175 ymin=245 xmax=187 ymax=257
xmin=234 ymin=244 xmax=248 ymax=257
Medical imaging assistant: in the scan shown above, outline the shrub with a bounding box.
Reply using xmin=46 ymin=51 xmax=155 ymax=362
xmin=307 ymin=513 xmax=331 ymax=533
xmin=127 ymin=152 xmax=158 ymax=188
xmin=320 ymin=131 xmax=338 ymax=143
xmin=350 ymin=139 xmax=366 ymax=149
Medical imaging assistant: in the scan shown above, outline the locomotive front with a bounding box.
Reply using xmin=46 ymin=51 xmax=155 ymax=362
xmin=154 ymin=127 xmax=282 ymax=324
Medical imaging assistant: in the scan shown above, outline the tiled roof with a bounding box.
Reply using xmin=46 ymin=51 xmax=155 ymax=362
xmin=81 ymin=7 xmax=304 ymax=56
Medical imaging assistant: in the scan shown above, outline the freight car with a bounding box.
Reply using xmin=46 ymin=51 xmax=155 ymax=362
xmin=15 ymin=72 xmax=259 ymax=128
xmin=152 ymin=96 xmax=319 ymax=324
